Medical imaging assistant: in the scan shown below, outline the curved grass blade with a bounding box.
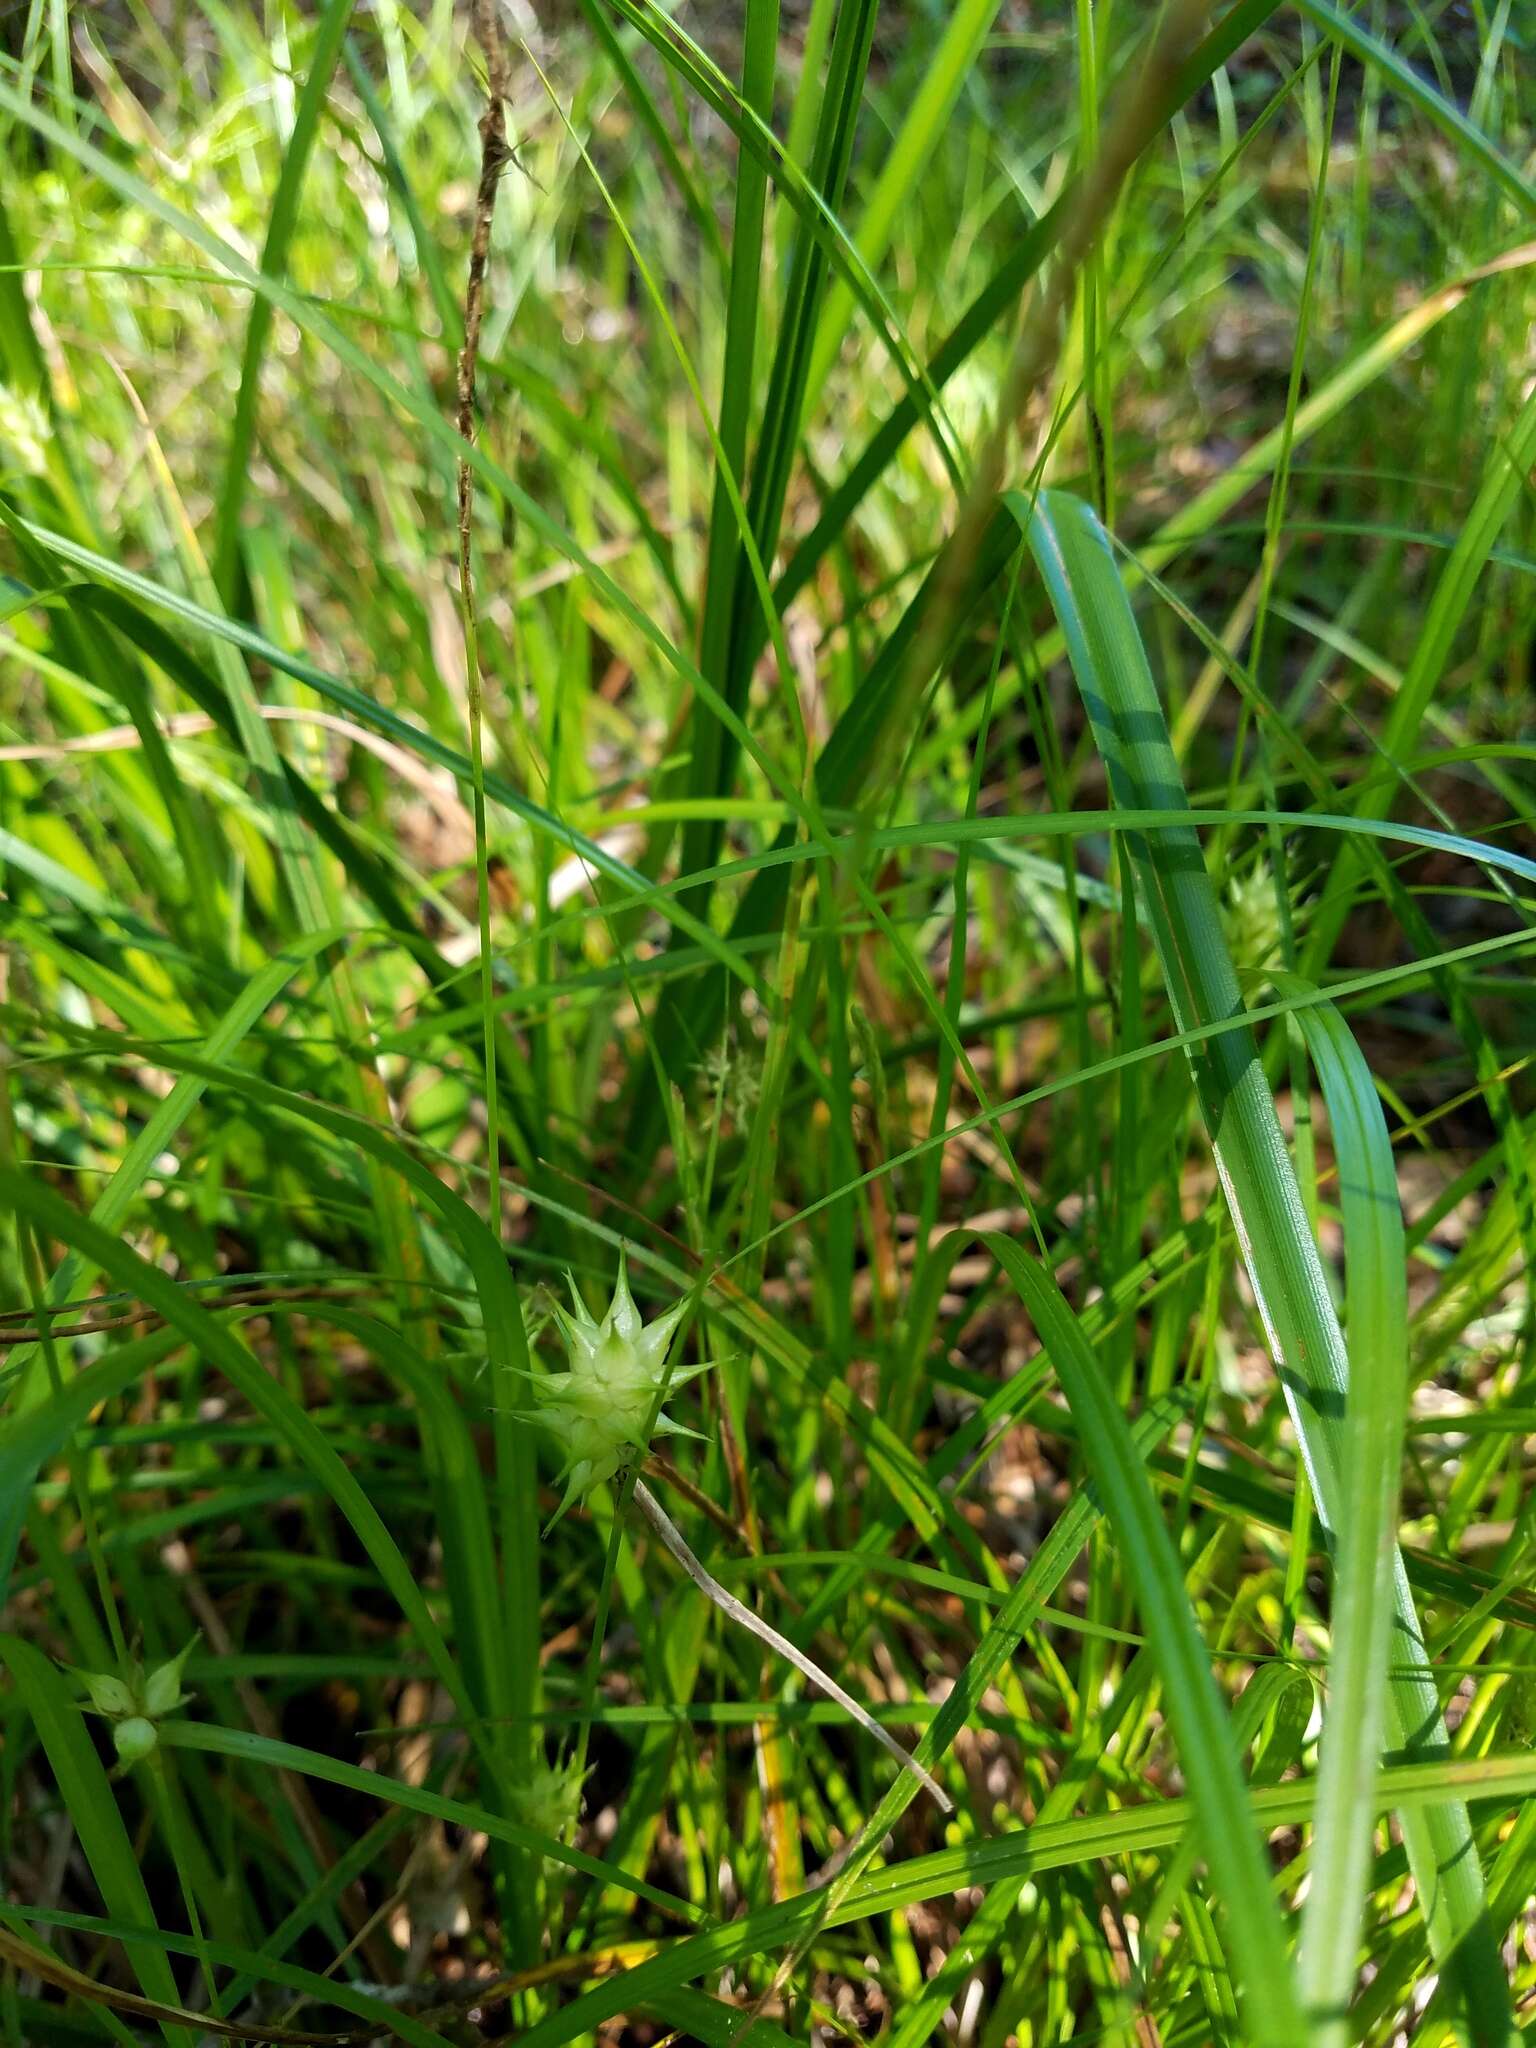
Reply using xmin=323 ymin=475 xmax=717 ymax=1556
xmin=0 ymin=1920 xmax=377 ymax=2046
xmin=0 ymin=82 xmax=826 ymax=896
xmin=284 ymin=1304 xmax=511 ymax=1797
xmin=0 ymin=1171 xmax=479 ymax=1760
xmin=1304 ymin=375 xmax=1536 ymax=974
xmin=0 ymin=1328 xmax=185 ymax=1511
xmin=2 ymin=1027 xmax=546 ymax=1780
xmin=640 ymin=261 xmax=1530 ymax=1130
xmin=595 ymin=0 xmax=960 ymax=498
xmin=211 ymin=0 xmax=355 ymax=603
xmin=1273 ymin=983 xmax=1411 ymax=2042
xmin=689 ymin=0 xmax=778 ymax=861
xmin=981 ymin=1233 xmax=1304 ymax=2047
xmin=155 ymin=1722 xmax=701 ymax=1921
xmin=6 ymin=525 xmax=779 ymax=1008
xmin=773 ymin=0 xmax=1288 ymax=621
xmin=1015 ymin=485 xmax=1512 ymax=2043
xmin=502 ymin=1747 xmax=1536 ymax=2048
xmin=901 ymin=245 xmax=1536 ymax=784
xmin=517 ymin=1386 xmax=1195 ymax=2047
xmin=675 ymin=0 xmax=877 ymax=914
xmin=0 ymin=929 xmax=343 ymax=1589
xmin=801 ymin=0 xmax=1002 ymax=407
xmin=3 ymin=928 xmax=339 ymax=1367
xmin=1 ymin=1171 xmax=543 ymax=1965
xmin=0 ymin=1636 xmax=190 ymax=2044
xmin=1296 ymin=0 xmax=1536 ymax=219
xmin=0 ymin=1021 xmax=968 ymax=1567
xmin=0 ymin=1906 xmax=456 ymax=2048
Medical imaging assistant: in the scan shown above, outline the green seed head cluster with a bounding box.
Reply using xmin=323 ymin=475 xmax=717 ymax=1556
xmin=513 ymin=1759 xmax=589 ymax=1846
xmin=70 ymin=1636 xmax=198 ymax=1767
xmin=1225 ymin=861 xmax=1283 ymax=973
xmin=522 ymin=1256 xmax=712 ymax=1528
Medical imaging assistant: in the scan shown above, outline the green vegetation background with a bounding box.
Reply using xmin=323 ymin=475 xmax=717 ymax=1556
xmin=0 ymin=2 xmax=1533 ymax=2044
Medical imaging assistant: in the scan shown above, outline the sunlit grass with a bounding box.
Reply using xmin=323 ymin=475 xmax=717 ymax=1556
xmin=1 ymin=3 xmax=1534 ymax=2044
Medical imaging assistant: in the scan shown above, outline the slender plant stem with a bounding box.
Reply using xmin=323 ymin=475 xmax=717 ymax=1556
xmin=630 ymin=1478 xmax=953 ymax=1813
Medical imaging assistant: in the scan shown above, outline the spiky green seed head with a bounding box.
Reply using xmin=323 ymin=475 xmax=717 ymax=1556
xmin=513 ymin=1760 xmax=588 ymax=1845
xmin=1225 ymin=862 xmax=1283 ymax=973
xmin=520 ymin=1254 xmax=714 ymax=1528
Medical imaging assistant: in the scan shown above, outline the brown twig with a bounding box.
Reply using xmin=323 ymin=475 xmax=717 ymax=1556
xmin=453 ymin=0 xmax=518 ymax=1218
xmin=0 ymin=1282 xmax=377 ymax=1347
xmin=455 ymin=0 xmax=514 ymax=516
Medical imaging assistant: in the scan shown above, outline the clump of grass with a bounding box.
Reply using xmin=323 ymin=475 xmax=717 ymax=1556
xmin=1 ymin=3 xmax=1534 ymax=2044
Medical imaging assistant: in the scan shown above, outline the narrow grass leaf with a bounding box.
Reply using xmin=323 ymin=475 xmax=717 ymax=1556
xmin=982 ymin=1232 xmax=1304 ymax=2047
xmin=0 ymin=1635 xmax=188 ymax=2044
xmin=503 ymin=1749 xmax=1536 ymax=2048
xmin=212 ymin=0 xmax=355 ymax=602
xmin=1295 ymin=0 xmax=1536 ymax=217
xmin=1016 ymin=484 xmax=1512 ymax=2042
xmin=1278 ymin=983 xmax=1411 ymax=2041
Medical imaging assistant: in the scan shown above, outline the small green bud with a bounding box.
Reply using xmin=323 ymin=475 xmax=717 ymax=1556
xmin=695 ymin=1035 xmax=759 ymax=1126
xmin=142 ymin=1636 xmax=198 ymax=1718
xmin=67 ymin=1633 xmax=199 ymax=1764
xmin=113 ymin=1717 xmax=159 ymax=1766
xmin=72 ymin=1670 xmax=135 ymax=1718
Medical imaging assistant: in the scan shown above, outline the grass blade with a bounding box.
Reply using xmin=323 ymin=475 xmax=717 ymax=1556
xmin=211 ymin=0 xmax=355 ymax=604
xmin=0 ymin=1905 xmax=457 ymax=2048
xmin=1278 ymin=985 xmax=1411 ymax=2041
xmin=0 ymin=1636 xmax=189 ymax=2044
xmin=0 ymin=1169 xmax=480 ymax=1759
xmin=1296 ymin=0 xmax=1536 ymax=218
xmin=802 ymin=0 xmax=1002 ymax=406
xmin=502 ymin=1746 xmax=1536 ymax=2047
xmin=982 ymin=1234 xmax=1304 ymax=2047
xmin=1305 ymin=375 xmax=1536 ymax=973
xmin=1016 ymin=484 xmax=1513 ymax=2044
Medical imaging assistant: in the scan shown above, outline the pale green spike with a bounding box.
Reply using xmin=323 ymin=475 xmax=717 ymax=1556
xmin=562 ymin=1269 xmax=599 ymax=1329
xmin=142 ymin=1634 xmax=199 ymax=1718
xmin=635 ymin=1306 xmax=686 ymax=1368
xmin=653 ymin=1417 xmax=707 ymax=1442
xmin=666 ymin=1355 xmax=724 ymax=1386
xmin=542 ymin=1468 xmax=588 ymax=1537
xmin=607 ymin=1246 xmax=642 ymax=1341
xmin=70 ymin=1668 xmax=134 ymax=1718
